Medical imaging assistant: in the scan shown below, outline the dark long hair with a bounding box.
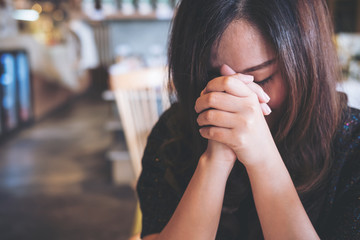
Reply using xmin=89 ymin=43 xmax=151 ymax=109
xmin=166 ymin=0 xmax=346 ymax=237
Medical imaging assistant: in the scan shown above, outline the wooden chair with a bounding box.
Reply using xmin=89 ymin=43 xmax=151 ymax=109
xmin=110 ymin=67 xmax=170 ymax=239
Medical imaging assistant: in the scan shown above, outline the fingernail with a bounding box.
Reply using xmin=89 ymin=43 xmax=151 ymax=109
xmin=262 ymin=91 xmax=271 ymax=102
xmin=261 ymin=103 xmax=272 ymax=115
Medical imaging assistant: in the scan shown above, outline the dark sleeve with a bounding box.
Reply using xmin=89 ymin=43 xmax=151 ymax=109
xmin=322 ymin=183 xmax=360 ymax=239
xmin=136 ymin=105 xmax=182 ymax=238
xmin=321 ymin=113 xmax=360 ymax=240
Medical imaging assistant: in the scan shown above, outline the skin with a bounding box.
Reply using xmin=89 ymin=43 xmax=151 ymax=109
xmin=143 ymin=20 xmax=319 ymax=240
xmin=209 ymin=20 xmax=288 ymax=130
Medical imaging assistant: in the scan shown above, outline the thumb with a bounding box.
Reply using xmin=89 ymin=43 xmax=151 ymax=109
xmin=220 ymin=64 xmax=236 ymax=76
xmin=220 ymin=64 xmax=254 ymax=84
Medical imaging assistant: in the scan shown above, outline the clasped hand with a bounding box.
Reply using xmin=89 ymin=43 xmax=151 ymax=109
xmin=195 ymin=64 xmax=275 ymax=168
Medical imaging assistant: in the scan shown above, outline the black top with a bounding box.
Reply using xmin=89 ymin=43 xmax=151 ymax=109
xmin=137 ymin=104 xmax=360 ymax=239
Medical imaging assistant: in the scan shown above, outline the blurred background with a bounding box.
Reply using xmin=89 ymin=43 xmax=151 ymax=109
xmin=0 ymin=0 xmax=359 ymax=240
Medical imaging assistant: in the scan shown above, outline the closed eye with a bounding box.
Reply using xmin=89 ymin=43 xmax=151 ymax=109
xmin=256 ymin=75 xmax=273 ymax=86
xmin=256 ymin=70 xmax=279 ymax=86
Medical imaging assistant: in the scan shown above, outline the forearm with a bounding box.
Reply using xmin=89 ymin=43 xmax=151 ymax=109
xmin=246 ymin=151 xmax=319 ymax=240
xmin=155 ymin=155 xmax=233 ymax=240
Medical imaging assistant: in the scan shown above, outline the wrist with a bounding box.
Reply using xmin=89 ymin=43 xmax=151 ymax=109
xmin=237 ymin=139 xmax=281 ymax=171
xmin=199 ymin=153 xmax=235 ymax=176
xmin=244 ymin=149 xmax=286 ymax=180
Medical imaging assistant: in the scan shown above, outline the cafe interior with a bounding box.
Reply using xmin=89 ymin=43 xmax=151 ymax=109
xmin=0 ymin=0 xmax=359 ymax=239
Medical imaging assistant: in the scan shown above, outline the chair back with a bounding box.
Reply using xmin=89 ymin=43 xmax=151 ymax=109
xmin=110 ymin=67 xmax=170 ymax=179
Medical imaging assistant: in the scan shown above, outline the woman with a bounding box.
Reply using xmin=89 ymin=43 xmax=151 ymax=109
xmin=137 ymin=0 xmax=360 ymax=239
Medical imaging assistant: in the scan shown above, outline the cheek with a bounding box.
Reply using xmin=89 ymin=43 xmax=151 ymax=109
xmin=263 ymin=77 xmax=288 ymax=130
xmin=265 ymin=77 xmax=287 ymax=111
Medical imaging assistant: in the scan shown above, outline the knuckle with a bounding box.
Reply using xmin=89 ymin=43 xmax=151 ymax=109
xmin=204 ymin=110 xmax=214 ymax=122
xmin=223 ymin=77 xmax=233 ymax=90
xmin=235 ymin=133 xmax=247 ymax=147
xmin=243 ymin=118 xmax=255 ymax=130
xmin=245 ymin=102 xmax=258 ymax=114
xmin=236 ymin=114 xmax=254 ymax=131
xmin=208 ymin=127 xmax=221 ymax=139
xmin=206 ymin=110 xmax=214 ymax=120
xmin=207 ymin=92 xmax=217 ymax=106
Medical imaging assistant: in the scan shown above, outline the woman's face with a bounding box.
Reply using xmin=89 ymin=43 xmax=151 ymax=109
xmin=210 ymin=20 xmax=288 ymax=130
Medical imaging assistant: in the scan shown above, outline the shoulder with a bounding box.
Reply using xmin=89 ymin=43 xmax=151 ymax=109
xmin=147 ymin=103 xmax=182 ymax=142
xmin=332 ymin=107 xmax=360 ymax=165
xmin=323 ymin=107 xmax=360 ymax=207
xmin=331 ymin=107 xmax=360 ymax=192
xmin=333 ymin=107 xmax=360 ymax=178
xmin=137 ymin=103 xmax=186 ymax=238
xmin=137 ymin=102 xmax=183 ymax=192
xmin=139 ymin=102 xmax=194 ymax=194
xmin=142 ymin=103 xmax=183 ymax=165
xmin=337 ymin=107 xmax=360 ymax=146
xmin=140 ymin=102 xmax=191 ymax=184
xmin=317 ymin=108 xmax=360 ymax=238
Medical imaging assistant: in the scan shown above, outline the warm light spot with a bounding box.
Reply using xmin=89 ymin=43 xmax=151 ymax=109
xmin=32 ymin=3 xmax=42 ymax=14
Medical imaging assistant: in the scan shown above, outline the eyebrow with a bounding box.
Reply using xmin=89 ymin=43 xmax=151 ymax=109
xmin=241 ymin=58 xmax=276 ymax=74
xmin=208 ymin=58 xmax=276 ymax=76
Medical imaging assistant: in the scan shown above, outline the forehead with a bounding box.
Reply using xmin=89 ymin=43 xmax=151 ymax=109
xmin=211 ymin=20 xmax=275 ymax=72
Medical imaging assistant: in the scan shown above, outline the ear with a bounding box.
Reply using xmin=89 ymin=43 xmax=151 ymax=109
xmin=220 ymin=64 xmax=236 ymax=76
